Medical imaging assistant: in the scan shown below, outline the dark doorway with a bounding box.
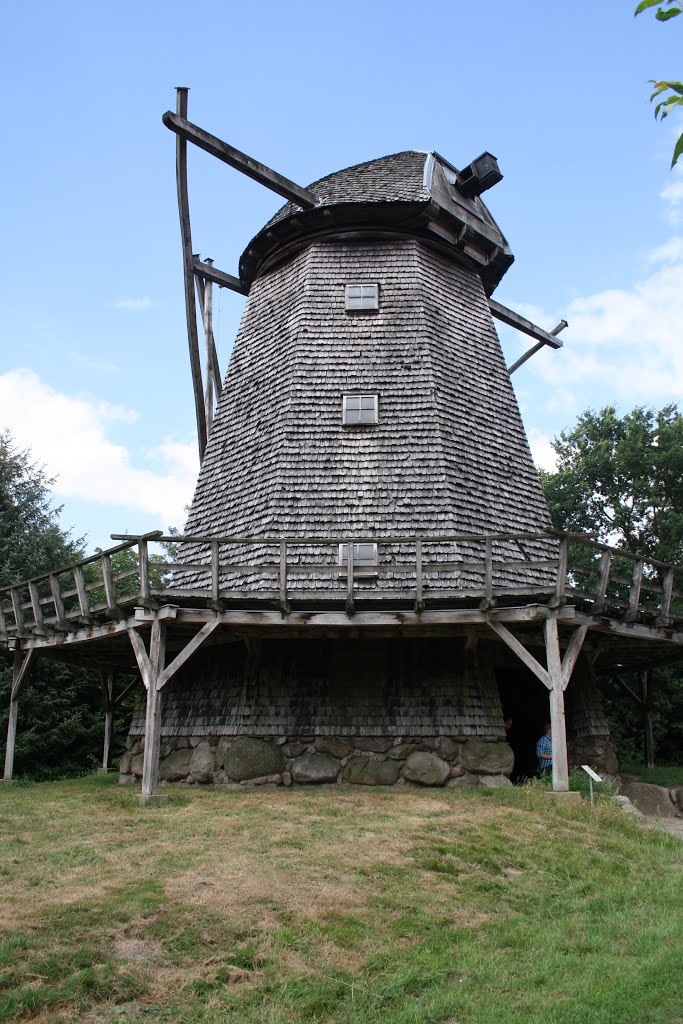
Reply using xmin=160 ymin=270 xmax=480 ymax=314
xmin=497 ymin=663 xmax=550 ymax=782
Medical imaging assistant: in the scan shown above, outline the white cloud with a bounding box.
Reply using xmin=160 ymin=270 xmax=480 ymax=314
xmin=0 ymin=369 xmax=197 ymax=530
xmin=113 ymin=297 xmax=154 ymax=311
xmin=528 ymin=429 xmax=557 ymax=473
xmin=526 ymin=248 xmax=683 ymax=398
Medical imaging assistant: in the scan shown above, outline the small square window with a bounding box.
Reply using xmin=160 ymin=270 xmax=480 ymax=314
xmin=342 ymin=394 xmax=378 ymax=425
xmin=339 ymin=543 xmax=378 ymax=574
xmin=345 ymin=283 xmax=379 ymax=311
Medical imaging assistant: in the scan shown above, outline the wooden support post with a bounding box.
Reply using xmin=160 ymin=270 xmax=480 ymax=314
xmin=640 ymin=669 xmax=655 ymax=770
xmin=141 ymin=618 xmax=166 ymax=798
xmin=3 ymin=648 xmax=36 ymax=781
xmin=545 ymin=617 xmax=569 ymax=793
xmin=174 ymin=88 xmax=207 ymax=461
xmin=100 ymin=670 xmax=116 ymax=770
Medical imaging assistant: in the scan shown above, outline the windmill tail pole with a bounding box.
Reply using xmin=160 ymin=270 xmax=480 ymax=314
xmin=174 ymin=86 xmax=207 ymax=461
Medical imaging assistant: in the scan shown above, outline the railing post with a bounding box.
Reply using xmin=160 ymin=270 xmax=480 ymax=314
xmin=415 ymin=539 xmax=424 ymax=613
xmin=480 ymin=537 xmax=494 ymax=610
xmin=279 ymin=540 xmax=289 ymax=617
xmin=552 ymin=536 xmax=568 ymax=607
xmin=593 ymin=550 xmax=612 ymax=614
xmin=345 ymin=542 xmax=355 ymax=617
xmin=10 ymin=588 xmax=24 ymax=635
xmin=73 ymin=565 xmax=92 ymax=623
xmin=100 ymin=553 xmax=118 ymax=615
xmin=28 ymin=582 xmax=45 ymax=634
xmin=49 ymin=574 xmax=67 ymax=629
xmin=139 ymin=539 xmax=151 ymax=603
xmin=211 ymin=540 xmax=220 ymax=607
xmin=658 ymin=568 xmax=674 ymax=627
xmin=626 ymin=558 xmax=644 ymax=623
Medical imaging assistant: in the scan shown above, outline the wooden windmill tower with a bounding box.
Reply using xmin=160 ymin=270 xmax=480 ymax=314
xmin=127 ymin=89 xmax=614 ymax=791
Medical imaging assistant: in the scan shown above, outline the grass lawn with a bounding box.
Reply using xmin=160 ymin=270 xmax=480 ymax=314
xmin=0 ymin=776 xmax=681 ymax=1024
xmin=619 ymin=764 xmax=683 ymax=788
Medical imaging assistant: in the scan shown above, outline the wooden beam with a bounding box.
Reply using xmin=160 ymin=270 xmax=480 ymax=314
xmin=141 ymin=619 xmax=166 ymax=798
xmin=487 ymin=619 xmax=551 ymax=689
xmin=127 ymin=626 xmax=152 ymax=690
xmin=3 ymin=648 xmax=37 ymax=781
xmin=174 ymin=89 xmax=207 ymax=461
xmin=192 ymin=256 xmax=245 ymax=295
xmin=100 ymin=670 xmax=115 ymax=770
xmin=491 ymin=299 xmax=565 ymax=354
xmin=545 ymin=617 xmax=570 ymax=792
xmin=162 ymin=111 xmax=319 ymax=210
xmin=640 ymin=669 xmax=655 ymax=770
xmin=561 ymin=624 xmax=588 ymax=690
xmin=113 ymin=674 xmax=141 ymax=707
xmin=156 ymin=619 xmax=220 ymax=690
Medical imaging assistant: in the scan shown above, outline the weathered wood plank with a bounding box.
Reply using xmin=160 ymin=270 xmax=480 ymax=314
xmin=658 ymin=567 xmax=675 ymax=626
xmin=162 ymin=111 xmax=319 ymax=209
xmin=3 ymin=649 xmax=37 ymax=781
xmin=592 ymin=549 xmax=612 ymax=614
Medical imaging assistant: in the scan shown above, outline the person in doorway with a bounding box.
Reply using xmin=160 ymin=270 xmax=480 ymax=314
xmin=536 ymin=723 xmax=552 ymax=776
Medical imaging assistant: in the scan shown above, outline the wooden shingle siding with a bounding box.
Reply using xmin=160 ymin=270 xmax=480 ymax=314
xmin=176 ymin=238 xmax=553 ymax=594
xmin=128 ymin=638 xmax=507 ymax=739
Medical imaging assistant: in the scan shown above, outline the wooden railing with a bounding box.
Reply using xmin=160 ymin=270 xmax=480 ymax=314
xmin=1 ymin=530 xmax=682 ymax=638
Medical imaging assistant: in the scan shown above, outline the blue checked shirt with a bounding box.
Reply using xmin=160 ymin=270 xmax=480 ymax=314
xmin=536 ymin=734 xmax=552 ymax=773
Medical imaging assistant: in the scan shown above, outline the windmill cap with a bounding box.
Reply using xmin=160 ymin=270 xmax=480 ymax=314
xmin=239 ymin=150 xmax=513 ymax=295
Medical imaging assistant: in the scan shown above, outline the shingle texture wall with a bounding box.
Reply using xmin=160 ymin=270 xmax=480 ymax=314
xmin=177 ymin=237 xmax=553 ymax=592
xmin=128 ymin=637 xmax=506 ymax=739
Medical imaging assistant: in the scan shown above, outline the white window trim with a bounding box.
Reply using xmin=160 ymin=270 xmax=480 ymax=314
xmin=338 ymin=542 xmax=379 ymax=578
xmin=345 ymin=282 xmax=379 ymax=312
xmin=342 ymin=394 xmax=379 ymax=426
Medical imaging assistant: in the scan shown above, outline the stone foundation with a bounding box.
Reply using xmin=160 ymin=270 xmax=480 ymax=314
xmin=119 ymin=733 xmax=515 ymax=788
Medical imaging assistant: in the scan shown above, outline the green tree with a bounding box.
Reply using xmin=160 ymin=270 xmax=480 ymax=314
xmin=540 ymin=405 xmax=683 ymax=765
xmin=635 ymin=0 xmax=683 ymax=167
xmin=0 ymin=432 xmax=137 ymax=778
xmin=540 ymin=404 xmax=683 ymax=563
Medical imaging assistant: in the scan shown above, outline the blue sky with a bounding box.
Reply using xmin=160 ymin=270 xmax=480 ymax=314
xmin=1 ymin=0 xmax=682 ymax=550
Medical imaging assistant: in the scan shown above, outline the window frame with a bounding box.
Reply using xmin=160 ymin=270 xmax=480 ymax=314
xmin=345 ymin=282 xmax=379 ymax=312
xmin=342 ymin=394 xmax=379 ymax=427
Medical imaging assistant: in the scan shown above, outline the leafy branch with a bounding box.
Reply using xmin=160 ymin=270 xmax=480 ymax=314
xmin=635 ymin=0 xmax=683 ymax=166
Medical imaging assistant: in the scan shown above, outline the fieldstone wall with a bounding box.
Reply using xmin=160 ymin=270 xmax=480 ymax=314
xmin=119 ymin=733 xmax=514 ymax=789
